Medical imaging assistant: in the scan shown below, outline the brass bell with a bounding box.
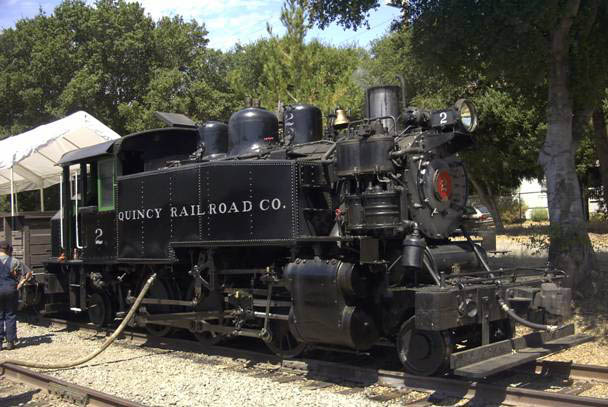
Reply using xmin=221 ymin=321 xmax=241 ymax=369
xmin=334 ymin=108 xmax=349 ymax=128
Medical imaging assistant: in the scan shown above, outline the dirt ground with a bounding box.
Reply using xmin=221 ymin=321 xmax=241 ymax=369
xmin=486 ymin=221 xmax=608 ymax=342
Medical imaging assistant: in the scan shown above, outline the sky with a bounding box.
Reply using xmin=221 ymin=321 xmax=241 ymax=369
xmin=0 ymin=0 xmax=402 ymax=51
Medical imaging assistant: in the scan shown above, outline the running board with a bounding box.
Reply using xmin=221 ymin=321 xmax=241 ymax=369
xmin=451 ymin=324 xmax=592 ymax=378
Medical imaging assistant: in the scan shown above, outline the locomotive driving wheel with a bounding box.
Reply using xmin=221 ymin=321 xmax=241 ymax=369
xmin=143 ymin=275 xmax=175 ymax=337
xmin=396 ymin=316 xmax=452 ymax=376
xmin=193 ymin=324 xmax=226 ymax=345
xmin=87 ymin=292 xmax=111 ymax=328
xmin=265 ymin=319 xmax=307 ymax=358
xmin=187 ymin=281 xmax=227 ymax=345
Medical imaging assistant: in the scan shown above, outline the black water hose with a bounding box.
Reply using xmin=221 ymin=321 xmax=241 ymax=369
xmin=4 ymin=274 xmax=157 ymax=369
xmin=497 ymin=296 xmax=560 ymax=333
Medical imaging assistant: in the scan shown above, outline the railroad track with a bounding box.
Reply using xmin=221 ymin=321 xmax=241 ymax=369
xmin=0 ymin=362 xmax=145 ymax=407
xmin=14 ymin=316 xmax=608 ymax=407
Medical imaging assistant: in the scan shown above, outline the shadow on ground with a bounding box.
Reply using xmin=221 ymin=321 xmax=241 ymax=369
xmin=0 ymin=389 xmax=40 ymax=405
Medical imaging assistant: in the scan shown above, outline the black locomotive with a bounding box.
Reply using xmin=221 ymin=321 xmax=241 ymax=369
xmin=22 ymin=85 xmax=584 ymax=377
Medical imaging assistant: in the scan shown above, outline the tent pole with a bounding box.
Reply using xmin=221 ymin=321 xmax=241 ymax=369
xmin=40 ymin=186 xmax=45 ymax=212
xmin=10 ymin=167 xmax=14 ymax=217
xmin=60 ymin=174 xmax=64 ymax=248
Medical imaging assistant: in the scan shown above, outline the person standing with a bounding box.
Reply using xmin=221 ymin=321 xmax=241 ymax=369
xmin=0 ymin=240 xmax=32 ymax=350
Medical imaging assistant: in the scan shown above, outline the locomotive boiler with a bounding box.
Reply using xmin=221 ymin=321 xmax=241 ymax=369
xmin=21 ymin=85 xmax=587 ymax=378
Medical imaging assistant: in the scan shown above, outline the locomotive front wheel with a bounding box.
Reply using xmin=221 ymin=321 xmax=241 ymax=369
xmin=265 ymin=320 xmax=307 ymax=358
xmin=87 ymin=292 xmax=110 ymax=328
xmin=396 ymin=316 xmax=452 ymax=376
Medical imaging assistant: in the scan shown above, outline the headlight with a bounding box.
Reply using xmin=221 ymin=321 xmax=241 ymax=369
xmin=454 ymin=99 xmax=478 ymax=133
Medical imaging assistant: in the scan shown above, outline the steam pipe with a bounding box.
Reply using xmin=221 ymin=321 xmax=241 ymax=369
xmin=322 ymin=142 xmax=337 ymax=160
xmin=390 ymin=147 xmax=425 ymax=158
xmin=461 ymin=226 xmax=493 ymax=276
xmin=347 ymin=115 xmax=397 ymax=131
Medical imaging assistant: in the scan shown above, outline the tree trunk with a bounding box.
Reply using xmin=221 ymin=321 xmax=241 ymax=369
xmin=592 ymin=108 xmax=608 ymax=209
xmin=469 ymin=175 xmax=505 ymax=233
xmin=538 ymin=0 xmax=594 ymax=289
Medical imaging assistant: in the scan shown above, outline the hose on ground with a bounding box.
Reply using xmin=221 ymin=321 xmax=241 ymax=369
xmin=497 ymin=296 xmax=560 ymax=332
xmin=4 ymin=273 xmax=157 ymax=369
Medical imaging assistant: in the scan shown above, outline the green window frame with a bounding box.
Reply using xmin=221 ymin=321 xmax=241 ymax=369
xmin=97 ymin=158 xmax=115 ymax=211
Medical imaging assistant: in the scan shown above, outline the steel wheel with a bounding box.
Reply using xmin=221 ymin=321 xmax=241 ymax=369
xmin=187 ymin=282 xmax=226 ymax=345
xmin=491 ymin=318 xmax=515 ymax=342
xmin=144 ymin=277 xmax=174 ymax=337
xmin=396 ymin=316 xmax=452 ymax=376
xmin=88 ymin=292 xmax=109 ymax=328
xmin=265 ymin=319 xmax=307 ymax=358
xmin=193 ymin=326 xmax=226 ymax=346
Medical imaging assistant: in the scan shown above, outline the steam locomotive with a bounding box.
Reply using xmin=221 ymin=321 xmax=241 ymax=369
xmin=21 ymin=85 xmax=585 ymax=377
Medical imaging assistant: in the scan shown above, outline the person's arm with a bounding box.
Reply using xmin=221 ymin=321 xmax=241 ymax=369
xmin=15 ymin=260 xmax=32 ymax=290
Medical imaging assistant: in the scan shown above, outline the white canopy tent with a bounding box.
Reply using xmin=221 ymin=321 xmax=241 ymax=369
xmin=0 ymin=111 xmax=120 ymax=215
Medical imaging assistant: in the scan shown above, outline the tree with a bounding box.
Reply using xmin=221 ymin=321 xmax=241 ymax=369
xmin=461 ymin=88 xmax=545 ymax=231
xmin=119 ymin=48 xmax=240 ymax=132
xmin=0 ymin=0 xmax=219 ymax=136
xmin=225 ymin=0 xmax=366 ymax=116
xmin=307 ymin=0 xmax=608 ymax=288
xmin=306 ymin=0 xmax=380 ymax=30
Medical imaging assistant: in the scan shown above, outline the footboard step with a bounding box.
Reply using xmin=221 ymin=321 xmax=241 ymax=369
xmin=453 ymin=349 xmax=548 ymax=378
xmin=451 ymin=324 xmax=593 ymax=379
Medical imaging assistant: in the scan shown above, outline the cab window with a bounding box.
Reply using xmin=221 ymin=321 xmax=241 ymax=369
xmin=97 ymin=159 xmax=115 ymax=211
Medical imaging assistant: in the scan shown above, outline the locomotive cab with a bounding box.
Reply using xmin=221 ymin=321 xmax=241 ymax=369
xmin=40 ymin=124 xmax=203 ymax=324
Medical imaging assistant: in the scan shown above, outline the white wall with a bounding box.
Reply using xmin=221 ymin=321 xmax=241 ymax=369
xmin=516 ymin=179 xmax=602 ymax=219
xmin=516 ymin=179 xmax=547 ymax=219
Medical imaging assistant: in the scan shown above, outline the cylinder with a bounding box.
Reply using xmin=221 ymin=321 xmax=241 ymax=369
xmin=359 ymin=134 xmax=394 ymax=173
xmin=345 ymin=194 xmax=365 ymax=231
xmin=401 ymin=231 xmax=426 ymax=269
xmin=362 ymin=188 xmax=400 ymax=229
xmin=427 ymin=242 xmax=480 ymax=272
xmin=365 ymin=86 xmax=402 ymax=133
xmin=283 ymin=104 xmax=322 ymax=145
xmin=335 ymin=138 xmax=361 ymax=177
xmin=228 ymin=108 xmax=278 ymax=156
xmin=199 ymin=121 xmax=228 ymax=158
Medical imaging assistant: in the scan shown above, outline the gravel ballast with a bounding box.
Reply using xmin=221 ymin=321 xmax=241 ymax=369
xmin=1 ymin=231 xmax=606 ymax=406
xmin=0 ymin=322 xmax=426 ymax=406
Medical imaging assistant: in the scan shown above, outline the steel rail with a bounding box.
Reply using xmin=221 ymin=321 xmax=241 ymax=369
xmin=377 ymin=369 xmax=608 ymax=407
xmin=533 ymin=360 xmax=608 ymax=383
xmin=0 ymin=363 xmax=146 ymax=407
xmin=30 ymin=316 xmax=608 ymax=406
xmin=283 ymin=359 xmax=608 ymax=407
xmin=38 ymin=317 xmax=608 ymax=383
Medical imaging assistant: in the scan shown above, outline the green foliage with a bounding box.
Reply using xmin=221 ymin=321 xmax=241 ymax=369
xmin=0 ymin=0 xmax=233 ymax=136
xmin=531 ymin=208 xmax=549 ymax=222
xmin=0 ymin=185 xmax=60 ymax=213
xmin=225 ymin=0 xmax=365 ymax=116
xmin=497 ymin=195 xmax=527 ymax=224
xmin=305 ymin=0 xmax=380 ymax=30
xmin=576 ymin=132 xmax=599 ymax=178
xmin=119 ymin=49 xmax=240 ymax=132
xmin=589 ymin=211 xmax=608 ymax=223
